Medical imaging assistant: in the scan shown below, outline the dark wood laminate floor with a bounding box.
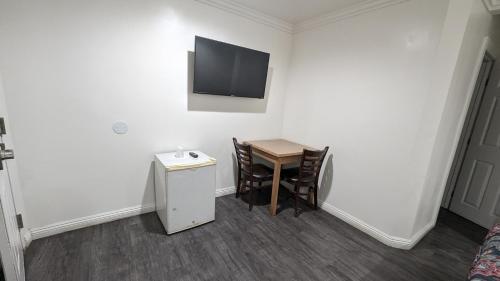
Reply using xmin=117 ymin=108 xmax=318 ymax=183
xmin=25 ymin=195 xmax=485 ymax=281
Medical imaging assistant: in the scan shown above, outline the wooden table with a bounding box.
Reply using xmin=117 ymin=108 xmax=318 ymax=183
xmin=245 ymin=139 xmax=316 ymax=216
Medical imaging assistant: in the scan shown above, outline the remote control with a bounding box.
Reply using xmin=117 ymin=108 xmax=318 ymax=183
xmin=189 ymin=152 xmax=198 ymax=158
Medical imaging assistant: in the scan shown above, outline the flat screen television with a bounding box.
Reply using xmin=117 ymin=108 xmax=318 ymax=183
xmin=193 ymin=36 xmax=270 ymax=99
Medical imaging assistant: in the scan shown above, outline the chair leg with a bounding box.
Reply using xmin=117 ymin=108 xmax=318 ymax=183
xmin=236 ymin=170 xmax=241 ymax=198
xmin=308 ymin=187 xmax=314 ymax=207
xmin=249 ymin=181 xmax=254 ymax=211
xmin=294 ymin=184 xmax=299 ymax=217
xmin=314 ymin=185 xmax=318 ymax=210
xmin=254 ymin=182 xmax=259 ymax=205
xmin=236 ymin=180 xmax=240 ymax=198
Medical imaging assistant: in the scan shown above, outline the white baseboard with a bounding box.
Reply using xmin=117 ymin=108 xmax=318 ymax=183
xmin=30 ymin=203 xmax=156 ymax=240
xmin=407 ymin=221 xmax=435 ymax=249
xmin=21 ymin=228 xmax=32 ymax=250
xmin=30 ymin=187 xmax=236 ymax=240
xmin=214 ymin=187 xmax=434 ymax=249
xmin=216 ymin=186 xmax=236 ymax=197
xmin=319 ymin=200 xmax=434 ymax=250
xmin=29 ymin=187 xmax=436 ymax=249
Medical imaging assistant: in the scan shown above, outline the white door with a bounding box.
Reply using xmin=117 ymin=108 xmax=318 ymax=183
xmin=450 ymin=61 xmax=500 ymax=228
xmin=0 ymin=80 xmax=25 ymax=280
xmin=0 ymin=165 xmax=24 ymax=281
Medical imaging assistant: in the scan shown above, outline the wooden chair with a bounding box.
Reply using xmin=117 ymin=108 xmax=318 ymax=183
xmin=281 ymin=147 xmax=329 ymax=217
xmin=233 ymin=138 xmax=274 ymax=211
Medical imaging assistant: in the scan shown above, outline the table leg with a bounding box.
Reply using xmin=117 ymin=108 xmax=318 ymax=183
xmin=270 ymin=161 xmax=281 ymax=216
xmin=308 ymin=189 xmax=314 ymax=205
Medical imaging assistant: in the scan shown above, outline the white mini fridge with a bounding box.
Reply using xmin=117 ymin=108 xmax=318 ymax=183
xmin=154 ymin=151 xmax=216 ymax=234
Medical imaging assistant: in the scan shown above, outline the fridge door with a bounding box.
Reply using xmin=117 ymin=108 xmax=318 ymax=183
xmin=166 ymin=164 xmax=216 ymax=234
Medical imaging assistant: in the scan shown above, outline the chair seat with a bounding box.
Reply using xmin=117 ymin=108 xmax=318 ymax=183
xmin=281 ymin=167 xmax=315 ymax=185
xmin=251 ymin=164 xmax=274 ymax=180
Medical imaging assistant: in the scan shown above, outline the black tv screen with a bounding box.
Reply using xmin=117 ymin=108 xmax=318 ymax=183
xmin=193 ymin=36 xmax=270 ymax=99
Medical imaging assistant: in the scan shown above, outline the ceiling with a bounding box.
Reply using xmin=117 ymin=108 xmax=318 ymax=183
xmin=232 ymin=0 xmax=368 ymax=23
xmin=483 ymin=0 xmax=500 ymax=14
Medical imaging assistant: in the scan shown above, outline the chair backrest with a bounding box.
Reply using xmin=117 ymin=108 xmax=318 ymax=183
xmin=298 ymin=146 xmax=329 ymax=185
xmin=233 ymin=138 xmax=253 ymax=177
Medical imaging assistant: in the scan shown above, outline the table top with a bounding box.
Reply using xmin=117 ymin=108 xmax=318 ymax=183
xmin=245 ymin=139 xmax=316 ymax=158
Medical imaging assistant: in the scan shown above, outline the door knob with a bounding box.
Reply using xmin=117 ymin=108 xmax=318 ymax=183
xmin=0 ymin=149 xmax=14 ymax=160
xmin=0 ymin=143 xmax=14 ymax=170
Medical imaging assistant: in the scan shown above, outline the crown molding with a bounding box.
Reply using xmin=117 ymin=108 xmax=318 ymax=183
xmin=483 ymin=0 xmax=500 ymax=14
xmin=194 ymin=0 xmax=294 ymax=33
xmin=294 ymin=0 xmax=411 ymax=33
xmin=195 ymin=0 xmax=410 ymax=34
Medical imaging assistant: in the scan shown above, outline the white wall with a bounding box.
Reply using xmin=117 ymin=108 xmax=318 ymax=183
xmin=412 ymin=0 xmax=497 ymax=234
xmin=0 ymin=0 xmax=292 ymax=229
xmin=0 ymin=0 xmax=494 ymax=247
xmin=282 ymin=0 xmax=450 ymax=240
xmin=281 ymin=0 xmax=500 ymax=246
xmin=490 ymin=16 xmax=500 ymax=55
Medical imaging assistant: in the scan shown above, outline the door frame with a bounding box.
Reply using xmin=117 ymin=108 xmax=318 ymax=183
xmin=0 ymin=190 xmax=20 ymax=281
xmin=441 ymin=49 xmax=496 ymax=208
